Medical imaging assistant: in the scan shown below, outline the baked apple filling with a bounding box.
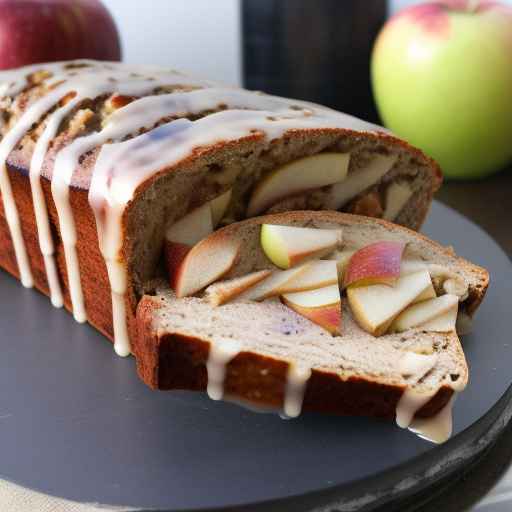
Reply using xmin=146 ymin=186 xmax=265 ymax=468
xmin=162 ymin=219 xmax=469 ymax=338
xmin=196 ymin=152 xmax=415 ymax=229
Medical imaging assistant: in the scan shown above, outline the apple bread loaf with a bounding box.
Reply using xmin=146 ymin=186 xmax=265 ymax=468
xmin=0 ymin=60 xmax=443 ymax=361
xmin=137 ymin=211 xmax=488 ymax=441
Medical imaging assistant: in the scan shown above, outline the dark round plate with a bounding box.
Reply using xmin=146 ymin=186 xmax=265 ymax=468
xmin=0 ymin=201 xmax=511 ymax=511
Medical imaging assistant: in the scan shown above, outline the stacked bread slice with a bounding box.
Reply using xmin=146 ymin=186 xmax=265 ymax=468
xmin=138 ymin=211 xmax=488 ymax=441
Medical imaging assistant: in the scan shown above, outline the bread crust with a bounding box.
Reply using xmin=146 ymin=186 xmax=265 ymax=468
xmin=135 ymin=296 xmax=457 ymax=419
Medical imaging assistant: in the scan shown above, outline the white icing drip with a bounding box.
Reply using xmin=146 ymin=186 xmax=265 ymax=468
xmin=396 ymin=389 xmax=436 ymax=429
xmin=206 ymin=340 xmax=242 ymax=400
xmin=283 ymin=364 xmax=312 ymax=418
xmin=408 ymin=395 xmax=457 ymax=444
xmin=29 ymin=97 xmax=82 ymax=307
xmin=396 ymin=358 xmax=466 ymax=443
xmin=0 ymin=66 xmax=206 ymax=323
xmin=0 ymin=60 xmax=213 ymax=314
xmin=50 ymin=72 xmax=214 ymax=324
xmin=0 ymin=160 xmax=33 ymax=287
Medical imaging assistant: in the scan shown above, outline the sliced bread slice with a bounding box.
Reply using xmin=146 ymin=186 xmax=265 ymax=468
xmin=135 ymin=211 xmax=488 ymax=436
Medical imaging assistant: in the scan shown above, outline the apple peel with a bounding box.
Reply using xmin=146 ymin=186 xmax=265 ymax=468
xmin=165 ymin=240 xmax=192 ymax=290
xmin=281 ymin=284 xmax=342 ymax=335
xmin=260 ymin=224 xmax=343 ymax=269
xmin=344 ymin=241 xmax=406 ymax=289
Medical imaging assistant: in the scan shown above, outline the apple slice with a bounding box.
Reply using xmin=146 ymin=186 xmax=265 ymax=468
xmin=165 ymin=204 xmax=215 ymax=287
xmin=343 ymin=241 xmax=405 ymax=288
xmin=247 ymin=153 xmax=350 ymax=216
xmin=347 ymin=269 xmax=432 ymax=336
xmin=400 ymin=259 xmax=436 ymax=303
xmin=236 ymin=265 xmax=309 ymax=301
xmin=260 ymin=224 xmax=343 ymax=269
xmin=204 ymin=270 xmax=272 ymax=306
xmin=277 ymin=260 xmax=339 ymax=294
xmin=174 ymin=238 xmax=240 ymax=298
xmin=210 ymin=189 xmax=232 ymax=227
xmin=282 ymin=285 xmax=342 ymax=335
xmin=166 ymin=241 xmax=193 ymax=290
xmin=165 ymin=203 xmax=213 ymax=245
xmin=383 ymin=182 xmax=413 ymax=221
xmin=400 ymin=259 xmax=428 ymax=276
xmin=420 ymin=305 xmax=458 ymax=332
xmin=390 ymin=294 xmax=459 ymax=333
xmin=412 ymin=281 xmax=436 ymax=304
xmin=326 ymin=153 xmax=398 ymax=209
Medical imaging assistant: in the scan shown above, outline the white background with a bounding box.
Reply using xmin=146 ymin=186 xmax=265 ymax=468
xmin=102 ymin=0 xmax=241 ymax=85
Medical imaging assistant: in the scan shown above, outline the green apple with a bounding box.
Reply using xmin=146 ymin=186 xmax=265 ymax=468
xmin=372 ymin=1 xmax=512 ymax=179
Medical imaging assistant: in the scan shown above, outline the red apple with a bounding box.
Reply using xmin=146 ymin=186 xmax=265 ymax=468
xmin=344 ymin=241 xmax=405 ymax=288
xmin=0 ymin=0 xmax=121 ymax=70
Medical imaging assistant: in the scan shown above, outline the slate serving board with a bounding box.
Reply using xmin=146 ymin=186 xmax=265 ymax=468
xmin=0 ymin=201 xmax=511 ymax=512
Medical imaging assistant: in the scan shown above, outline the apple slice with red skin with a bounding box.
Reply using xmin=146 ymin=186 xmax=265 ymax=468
xmin=165 ymin=241 xmax=193 ymax=291
xmin=281 ymin=284 xmax=342 ymax=335
xmin=166 ymin=188 xmax=233 ymax=290
xmin=260 ymin=224 xmax=343 ymax=269
xmin=344 ymin=241 xmax=406 ymax=288
xmin=165 ymin=203 xmax=214 ymax=289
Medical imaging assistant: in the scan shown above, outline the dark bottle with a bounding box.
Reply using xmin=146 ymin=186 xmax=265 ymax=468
xmin=242 ymin=0 xmax=387 ymax=123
